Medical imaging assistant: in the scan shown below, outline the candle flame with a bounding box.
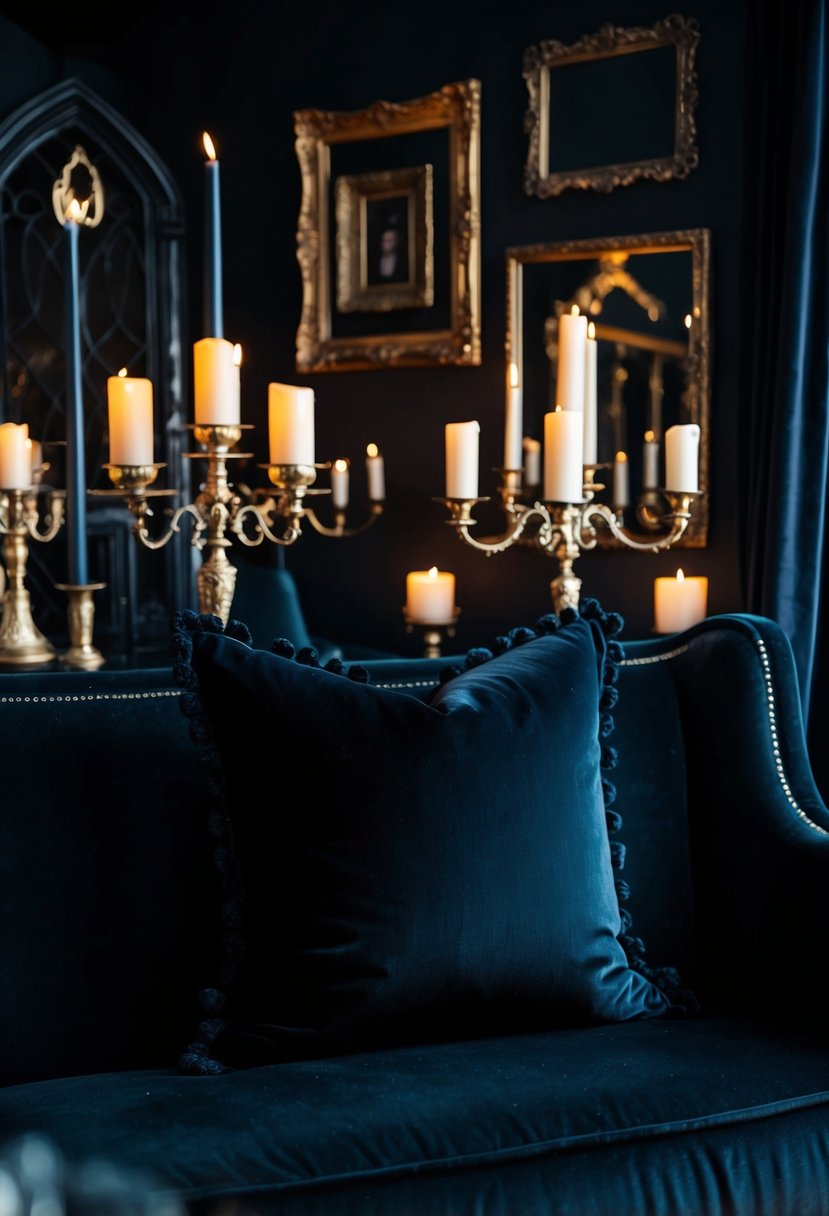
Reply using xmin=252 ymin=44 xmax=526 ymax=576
xmin=570 ymin=304 xmax=579 ymax=316
xmin=615 ymin=451 xmax=628 ymax=464
xmin=65 ymin=198 xmax=82 ymax=223
xmin=684 ymin=313 xmax=692 ymax=329
xmin=644 ymin=429 xmax=655 ymax=442
xmin=118 ymin=367 xmax=128 ymax=378
xmin=647 ymin=305 xmax=660 ymax=322
xmin=587 ymin=322 xmax=596 ymax=340
xmin=677 ymin=568 xmax=685 ymax=582
xmin=508 ymin=361 xmax=519 ymax=388
xmin=554 ymin=405 xmax=562 ymax=414
xmin=366 ymin=442 xmax=379 ymax=458
xmin=334 ymin=458 xmax=348 ymax=473
xmin=428 ymin=567 xmax=438 ymax=579
xmin=202 ymin=131 xmax=217 ymax=161
xmin=233 ymin=343 xmax=242 ymax=367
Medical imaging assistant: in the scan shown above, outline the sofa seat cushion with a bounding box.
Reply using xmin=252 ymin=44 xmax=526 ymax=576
xmin=2 ymin=1017 xmax=829 ymax=1213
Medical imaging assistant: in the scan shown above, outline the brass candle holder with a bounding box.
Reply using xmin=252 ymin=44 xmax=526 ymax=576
xmin=93 ymin=424 xmax=384 ymax=624
xmin=0 ymin=485 xmax=65 ymax=666
xmin=436 ymin=466 xmax=700 ymax=614
xmin=403 ymin=609 xmax=461 ymax=659
xmin=55 ymin=581 xmax=106 ymax=670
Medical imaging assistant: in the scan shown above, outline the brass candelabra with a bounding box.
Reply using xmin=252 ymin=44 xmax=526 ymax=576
xmin=0 ymin=484 xmax=65 ymax=666
xmin=436 ymin=466 xmax=700 ymax=614
xmin=94 ymin=424 xmax=383 ymax=623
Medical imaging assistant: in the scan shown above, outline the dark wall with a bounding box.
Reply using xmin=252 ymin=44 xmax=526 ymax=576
xmin=2 ymin=0 xmax=748 ymax=653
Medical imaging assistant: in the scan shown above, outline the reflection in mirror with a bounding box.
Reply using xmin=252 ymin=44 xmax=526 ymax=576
xmin=506 ymin=230 xmax=710 ymax=546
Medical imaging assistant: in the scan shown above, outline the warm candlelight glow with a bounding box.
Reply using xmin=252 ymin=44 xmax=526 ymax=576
xmin=334 ymin=459 xmax=348 ymax=473
xmin=616 ymin=450 xmax=628 ymax=463
xmin=684 ymin=313 xmax=692 ymax=329
xmin=233 ymin=343 xmax=242 ymax=367
xmin=118 ymin=367 xmax=128 ymax=378
xmin=202 ymin=131 xmax=217 ymax=161
xmin=676 ymin=567 xmax=685 ymax=582
xmin=428 ymin=566 xmax=438 ymax=578
xmin=65 ymin=199 xmax=82 ymax=223
xmin=587 ymin=322 xmax=596 ymax=339
xmin=644 ymin=430 xmax=655 ymax=443
xmin=570 ymin=304 xmax=579 ymax=315
xmin=366 ymin=442 xmax=378 ymax=458
xmin=508 ymin=361 xmax=519 ymax=388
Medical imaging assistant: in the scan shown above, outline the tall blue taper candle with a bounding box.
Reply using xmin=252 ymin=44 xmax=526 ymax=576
xmin=203 ymin=132 xmax=223 ymax=338
xmin=63 ymin=210 xmax=89 ymax=586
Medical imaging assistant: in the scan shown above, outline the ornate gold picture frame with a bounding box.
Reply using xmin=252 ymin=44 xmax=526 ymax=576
xmin=294 ymin=79 xmax=481 ymax=372
xmin=335 ymin=164 xmax=434 ymax=314
xmin=523 ymin=15 xmax=700 ymax=198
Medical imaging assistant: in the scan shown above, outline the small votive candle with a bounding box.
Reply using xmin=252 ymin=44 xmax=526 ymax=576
xmin=654 ymin=568 xmax=709 ymax=634
xmin=406 ymin=567 xmax=456 ymax=624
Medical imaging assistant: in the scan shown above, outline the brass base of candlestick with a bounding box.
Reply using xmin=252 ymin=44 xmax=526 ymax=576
xmin=0 ymin=588 xmax=56 ymax=666
xmin=403 ymin=609 xmax=460 ymax=659
xmin=56 ymin=582 xmax=106 ymax=670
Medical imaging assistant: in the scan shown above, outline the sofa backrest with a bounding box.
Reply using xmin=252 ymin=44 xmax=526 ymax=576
xmin=1 ymin=613 xmax=810 ymax=1086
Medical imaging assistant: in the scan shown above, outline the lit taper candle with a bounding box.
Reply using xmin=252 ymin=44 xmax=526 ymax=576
xmin=365 ymin=443 xmax=385 ymax=500
xmin=583 ymin=322 xmax=598 ymax=464
xmin=555 ymin=305 xmax=587 ymax=412
xmin=202 ymin=131 xmax=223 ymax=339
xmin=331 ymin=458 xmax=350 ymax=509
xmin=504 ymin=361 xmax=523 ymax=471
xmin=63 ymin=198 xmax=89 ymax=585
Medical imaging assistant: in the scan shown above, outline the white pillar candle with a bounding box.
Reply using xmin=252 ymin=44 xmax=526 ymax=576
xmin=268 ymin=383 xmax=315 ymax=465
xmin=665 ymin=423 xmax=700 ymax=493
xmin=445 ymin=420 xmax=480 ymax=500
xmin=504 ymin=362 xmax=523 ymax=470
xmin=654 ymin=568 xmax=709 ymax=634
xmin=583 ymin=322 xmax=598 ymax=464
xmin=523 ymin=436 xmax=541 ymax=488
xmin=29 ymin=440 xmax=43 ymax=473
xmin=642 ymin=430 xmax=660 ymax=489
xmin=0 ymin=423 xmax=30 ymax=489
xmin=365 ymin=443 xmax=385 ymax=500
xmin=544 ymin=407 xmax=583 ymax=502
xmin=331 ymin=458 xmax=349 ymax=509
xmin=107 ymin=369 xmax=154 ymax=466
xmin=555 ymin=306 xmax=587 ymax=412
xmin=406 ymin=567 xmax=456 ymax=624
xmin=193 ymin=337 xmax=238 ymax=424
xmin=233 ymin=343 xmax=242 ymax=419
xmin=612 ymin=451 xmax=630 ymax=508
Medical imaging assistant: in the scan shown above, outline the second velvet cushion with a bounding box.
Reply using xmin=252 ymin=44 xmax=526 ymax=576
xmin=174 ymin=608 xmax=678 ymax=1072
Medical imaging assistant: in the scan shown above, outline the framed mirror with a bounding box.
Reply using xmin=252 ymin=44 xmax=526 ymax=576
xmin=523 ymin=16 xmax=700 ymax=197
xmin=506 ymin=229 xmax=711 ymax=546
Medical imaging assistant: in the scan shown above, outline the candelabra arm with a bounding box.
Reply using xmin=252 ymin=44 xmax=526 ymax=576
xmin=435 ymin=497 xmax=557 ymax=556
xmin=303 ymin=502 xmax=384 ymax=539
xmin=231 ymin=502 xmax=300 ymax=548
xmin=580 ymin=492 xmax=696 ymax=554
xmin=128 ymin=500 xmax=205 ymax=552
xmin=23 ymin=491 xmax=65 ymax=543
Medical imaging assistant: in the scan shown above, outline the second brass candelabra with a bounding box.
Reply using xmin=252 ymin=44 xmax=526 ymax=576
xmin=94 ymin=424 xmax=383 ymax=623
xmin=437 ymin=466 xmax=700 ymax=614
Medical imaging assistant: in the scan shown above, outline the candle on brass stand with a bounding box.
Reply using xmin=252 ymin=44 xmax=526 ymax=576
xmin=403 ymin=567 xmax=459 ymax=658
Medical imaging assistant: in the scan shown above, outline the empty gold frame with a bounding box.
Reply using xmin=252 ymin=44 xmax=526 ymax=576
xmin=523 ymin=15 xmax=700 ymax=197
xmin=294 ymin=79 xmax=481 ymax=372
xmin=506 ymin=229 xmax=711 ymax=546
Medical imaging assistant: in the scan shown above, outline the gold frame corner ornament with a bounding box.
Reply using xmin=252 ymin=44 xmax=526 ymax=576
xmin=522 ymin=15 xmax=700 ymax=198
xmin=294 ymin=78 xmax=481 ymax=372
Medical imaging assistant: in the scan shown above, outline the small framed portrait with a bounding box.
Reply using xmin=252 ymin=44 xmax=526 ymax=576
xmin=336 ymin=165 xmax=434 ymax=313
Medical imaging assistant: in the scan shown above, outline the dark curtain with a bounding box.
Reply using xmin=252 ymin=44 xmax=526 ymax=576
xmin=740 ymin=0 xmax=829 ymax=749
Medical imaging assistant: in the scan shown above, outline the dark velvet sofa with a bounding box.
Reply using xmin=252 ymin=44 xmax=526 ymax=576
xmin=1 ymin=611 xmax=828 ymax=1215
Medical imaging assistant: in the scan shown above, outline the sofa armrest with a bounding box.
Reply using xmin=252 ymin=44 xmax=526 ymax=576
xmin=670 ymin=614 xmax=829 ymax=1034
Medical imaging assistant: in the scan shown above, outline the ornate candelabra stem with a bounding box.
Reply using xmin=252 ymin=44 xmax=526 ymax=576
xmin=192 ymin=431 xmax=241 ymax=621
xmin=0 ymin=489 xmax=65 ymax=666
xmin=549 ymin=504 xmax=583 ymax=614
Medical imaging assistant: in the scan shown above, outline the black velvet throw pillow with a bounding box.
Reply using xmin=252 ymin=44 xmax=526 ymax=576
xmin=172 ymin=600 xmax=690 ymax=1073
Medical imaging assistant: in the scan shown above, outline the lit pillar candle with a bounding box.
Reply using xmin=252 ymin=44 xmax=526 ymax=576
xmin=193 ymin=338 xmax=238 ymax=425
xmin=107 ymin=368 xmax=154 ymax=466
xmin=445 ymin=420 xmax=480 ymax=500
xmin=0 ymin=423 xmax=31 ymax=489
xmin=202 ymin=131 xmax=223 ymax=339
xmin=654 ymin=568 xmax=709 ymax=634
xmin=406 ymin=567 xmax=455 ymax=624
xmin=504 ymin=362 xmax=523 ymax=470
xmin=366 ymin=443 xmax=385 ymax=500
xmin=583 ymin=322 xmax=598 ymax=464
xmin=331 ymin=458 xmax=349 ymax=509
xmin=543 ymin=407 xmax=583 ymax=502
xmin=268 ymin=383 xmax=315 ymax=465
xmin=523 ymin=436 xmax=541 ymax=488
xmin=665 ymin=423 xmax=700 ymax=493
xmin=63 ymin=198 xmax=88 ymax=585
xmin=642 ymin=430 xmax=660 ymax=489
xmin=612 ymin=450 xmax=630 ymax=508
xmin=555 ymin=306 xmax=587 ymax=412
